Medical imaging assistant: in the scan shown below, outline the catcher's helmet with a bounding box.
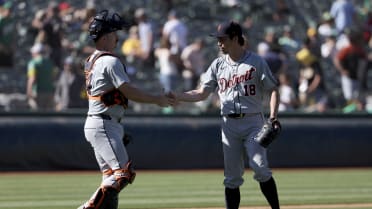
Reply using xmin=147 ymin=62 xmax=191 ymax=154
xmin=89 ymin=10 xmax=127 ymax=41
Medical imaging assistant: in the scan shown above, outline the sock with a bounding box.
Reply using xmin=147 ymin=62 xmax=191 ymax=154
xmin=259 ymin=177 xmax=280 ymax=209
xmin=225 ymin=187 xmax=240 ymax=209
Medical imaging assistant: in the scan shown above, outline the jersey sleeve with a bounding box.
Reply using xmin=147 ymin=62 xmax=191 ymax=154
xmin=260 ymin=58 xmax=279 ymax=91
xmin=200 ymin=58 xmax=219 ymax=93
xmin=105 ymin=56 xmax=130 ymax=88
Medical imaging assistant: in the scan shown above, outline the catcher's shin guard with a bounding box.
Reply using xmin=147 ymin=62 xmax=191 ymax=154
xmin=82 ymin=187 xmax=118 ymax=209
xmin=81 ymin=162 xmax=136 ymax=209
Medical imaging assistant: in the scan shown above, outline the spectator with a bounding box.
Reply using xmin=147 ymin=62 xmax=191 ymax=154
xmin=134 ymin=8 xmax=155 ymax=69
xmin=321 ymin=35 xmax=338 ymax=59
xmin=306 ymin=27 xmax=322 ymax=59
xmin=31 ymin=1 xmax=64 ymax=69
xmin=162 ymin=10 xmax=188 ymax=53
xmin=278 ymin=25 xmax=300 ymax=58
xmin=180 ymin=38 xmax=206 ymax=90
xmin=262 ymin=28 xmax=283 ymax=55
xmin=154 ymin=36 xmax=179 ymax=93
xmin=31 ymin=9 xmax=47 ymax=43
xmin=0 ymin=1 xmax=15 ymax=67
xmin=26 ymin=43 xmax=57 ymax=111
xmin=278 ymin=70 xmax=298 ymax=112
xmin=333 ymin=28 xmax=368 ymax=112
xmin=121 ymin=25 xmax=142 ymax=75
xmin=317 ymin=12 xmax=338 ymax=40
xmin=320 ymin=35 xmax=339 ymax=86
xmin=55 ymin=56 xmax=86 ymax=111
xmin=363 ymin=11 xmax=372 ymax=43
xmin=272 ymin=0 xmax=291 ymax=23
xmin=257 ymin=42 xmax=284 ymax=78
xmin=330 ymin=0 xmax=356 ymax=35
xmin=1 ymin=0 xmax=371 ymax=114
xmin=72 ymin=7 xmax=96 ymax=59
xmin=162 ymin=9 xmax=188 ymax=71
xmin=296 ymin=38 xmax=329 ymax=112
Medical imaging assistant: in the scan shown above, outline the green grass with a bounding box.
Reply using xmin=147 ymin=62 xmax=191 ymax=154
xmin=0 ymin=168 xmax=371 ymax=209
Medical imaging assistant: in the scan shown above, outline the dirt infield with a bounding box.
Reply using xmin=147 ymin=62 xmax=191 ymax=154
xmin=170 ymin=203 xmax=372 ymax=209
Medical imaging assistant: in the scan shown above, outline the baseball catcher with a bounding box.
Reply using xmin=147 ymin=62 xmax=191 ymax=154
xmin=78 ymin=9 xmax=171 ymax=209
xmin=255 ymin=118 xmax=282 ymax=148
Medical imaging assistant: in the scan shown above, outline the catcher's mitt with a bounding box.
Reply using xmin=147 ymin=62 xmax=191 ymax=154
xmin=255 ymin=118 xmax=281 ymax=148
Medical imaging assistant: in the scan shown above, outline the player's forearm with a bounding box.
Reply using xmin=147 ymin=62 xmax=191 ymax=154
xmin=269 ymin=89 xmax=280 ymax=119
xmin=119 ymin=83 xmax=162 ymax=105
xmin=176 ymin=89 xmax=209 ymax=102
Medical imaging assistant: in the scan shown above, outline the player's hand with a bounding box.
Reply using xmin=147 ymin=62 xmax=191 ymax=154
xmin=165 ymin=91 xmax=180 ymax=106
xmin=157 ymin=93 xmax=177 ymax=107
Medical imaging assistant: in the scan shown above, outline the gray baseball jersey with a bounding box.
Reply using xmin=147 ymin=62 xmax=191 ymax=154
xmin=86 ymin=50 xmax=130 ymax=118
xmin=201 ymin=51 xmax=278 ymax=115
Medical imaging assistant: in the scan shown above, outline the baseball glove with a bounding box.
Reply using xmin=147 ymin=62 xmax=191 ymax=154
xmin=255 ymin=118 xmax=281 ymax=148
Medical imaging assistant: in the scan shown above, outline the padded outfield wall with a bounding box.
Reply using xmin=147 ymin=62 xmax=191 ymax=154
xmin=0 ymin=113 xmax=371 ymax=171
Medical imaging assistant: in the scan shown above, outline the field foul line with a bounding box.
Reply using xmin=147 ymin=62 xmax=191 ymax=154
xmin=170 ymin=203 xmax=372 ymax=209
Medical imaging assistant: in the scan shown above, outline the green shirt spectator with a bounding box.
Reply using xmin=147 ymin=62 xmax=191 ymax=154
xmin=27 ymin=43 xmax=57 ymax=110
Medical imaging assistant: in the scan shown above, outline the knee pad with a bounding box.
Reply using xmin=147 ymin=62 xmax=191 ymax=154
xmin=113 ymin=161 xmax=136 ymax=191
xmin=100 ymin=161 xmax=136 ymax=192
xmin=102 ymin=169 xmax=114 ymax=180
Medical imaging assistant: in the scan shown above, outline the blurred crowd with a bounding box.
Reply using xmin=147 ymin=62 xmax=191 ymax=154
xmin=0 ymin=0 xmax=371 ymax=114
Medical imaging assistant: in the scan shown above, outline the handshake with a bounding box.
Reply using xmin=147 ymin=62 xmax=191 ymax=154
xmin=157 ymin=91 xmax=179 ymax=107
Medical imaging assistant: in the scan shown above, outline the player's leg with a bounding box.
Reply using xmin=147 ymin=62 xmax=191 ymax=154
xmin=259 ymin=176 xmax=280 ymax=209
xmin=225 ymin=187 xmax=240 ymax=209
xmin=79 ymin=157 xmax=133 ymax=209
xmin=81 ymin=161 xmax=135 ymax=209
xmin=221 ymin=119 xmax=245 ymax=209
xmin=243 ymin=114 xmax=280 ymax=209
xmin=79 ymin=154 xmax=114 ymax=209
xmin=245 ymin=133 xmax=280 ymax=209
xmin=81 ymin=119 xmax=134 ymax=209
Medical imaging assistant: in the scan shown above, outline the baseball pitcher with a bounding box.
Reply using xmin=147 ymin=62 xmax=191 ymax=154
xmin=173 ymin=21 xmax=281 ymax=209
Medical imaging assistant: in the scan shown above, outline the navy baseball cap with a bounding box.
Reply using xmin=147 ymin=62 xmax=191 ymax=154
xmin=210 ymin=21 xmax=243 ymax=38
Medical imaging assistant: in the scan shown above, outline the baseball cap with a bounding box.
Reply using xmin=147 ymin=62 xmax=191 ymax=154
xmin=210 ymin=21 xmax=243 ymax=38
xmin=89 ymin=10 xmax=128 ymax=41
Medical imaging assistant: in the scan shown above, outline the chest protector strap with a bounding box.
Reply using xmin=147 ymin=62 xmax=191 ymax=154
xmin=85 ymin=52 xmax=128 ymax=109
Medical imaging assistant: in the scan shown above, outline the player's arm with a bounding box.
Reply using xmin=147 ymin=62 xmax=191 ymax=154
xmin=269 ymin=87 xmax=280 ymax=120
xmin=175 ymin=86 xmax=211 ymax=103
xmin=118 ymin=83 xmax=175 ymax=107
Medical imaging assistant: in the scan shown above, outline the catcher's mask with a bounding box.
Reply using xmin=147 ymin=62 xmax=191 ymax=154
xmin=89 ymin=10 xmax=127 ymax=41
